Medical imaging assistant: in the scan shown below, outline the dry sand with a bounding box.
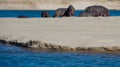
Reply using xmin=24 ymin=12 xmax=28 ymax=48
xmin=0 ymin=17 xmax=120 ymax=49
xmin=0 ymin=0 xmax=120 ymax=10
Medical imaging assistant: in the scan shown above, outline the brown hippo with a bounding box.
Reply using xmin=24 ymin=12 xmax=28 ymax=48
xmin=41 ymin=11 xmax=50 ymax=18
xmin=79 ymin=12 xmax=96 ymax=17
xmin=85 ymin=5 xmax=109 ymax=17
xmin=17 ymin=15 xmax=28 ymax=18
xmin=63 ymin=5 xmax=75 ymax=17
xmin=54 ymin=8 xmax=66 ymax=17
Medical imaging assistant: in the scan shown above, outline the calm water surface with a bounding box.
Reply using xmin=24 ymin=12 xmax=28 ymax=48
xmin=0 ymin=43 xmax=120 ymax=67
xmin=0 ymin=10 xmax=120 ymax=18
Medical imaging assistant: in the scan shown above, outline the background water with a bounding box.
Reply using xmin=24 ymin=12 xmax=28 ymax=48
xmin=0 ymin=43 xmax=120 ymax=67
xmin=0 ymin=10 xmax=120 ymax=18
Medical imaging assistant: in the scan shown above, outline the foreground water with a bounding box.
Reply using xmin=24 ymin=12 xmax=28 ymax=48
xmin=0 ymin=10 xmax=120 ymax=18
xmin=0 ymin=43 xmax=120 ymax=67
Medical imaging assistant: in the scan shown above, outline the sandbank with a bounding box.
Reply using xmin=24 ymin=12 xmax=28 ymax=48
xmin=0 ymin=17 xmax=120 ymax=49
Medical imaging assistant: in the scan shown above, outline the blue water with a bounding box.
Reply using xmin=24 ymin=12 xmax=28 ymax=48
xmin=0 ymin=10 xmax=120 ymax=18
xmin=0 ymin=43 xmax=120 ymax=67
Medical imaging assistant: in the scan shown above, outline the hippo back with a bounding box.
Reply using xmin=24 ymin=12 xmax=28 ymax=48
xmin=85 ymin=5 xmax=109 ymax=16
xmin=54 ymin=8 xmax=66 ymax=17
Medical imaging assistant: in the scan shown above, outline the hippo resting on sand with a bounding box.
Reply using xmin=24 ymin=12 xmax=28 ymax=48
xmin=63 ymin=5 xmax=75 ymax=17
xmin=85 ymin=5 xmax=109 ymax=17
xmin=41 ymin=11 xmax=50 ymax=18
xmin=54 ymin=8 xmax=66 ymax=17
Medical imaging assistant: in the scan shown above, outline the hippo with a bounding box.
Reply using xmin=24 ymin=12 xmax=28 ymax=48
xmin=41 ymin=11 xmax=50 ymax=18
xmin=79 ymin=12 xmax=96 ymax=17
xmin=85 ymin=5 xmax=109 ymax=17
xmin=17 ymin=15 xmax=28 ymax=18
xmin=54 ymin=8 xmax=66 ymax=17
xmin=63 ymin=5 xmax=75 ymax=17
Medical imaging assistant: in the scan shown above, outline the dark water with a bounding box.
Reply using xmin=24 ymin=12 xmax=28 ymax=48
xmin=0 ymin=43 xmax=120 ymax=67
xmin=0 ymin=10 xmax=120 ymax=18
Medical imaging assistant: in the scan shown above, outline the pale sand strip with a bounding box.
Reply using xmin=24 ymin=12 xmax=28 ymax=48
xmin=0 ymin=0 xmax=120 ymax=10
xmin=0 ymin=17 xmax=120 ymax=49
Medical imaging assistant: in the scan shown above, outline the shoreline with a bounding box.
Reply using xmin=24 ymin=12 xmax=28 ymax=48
xmin=0 ymin=38 xmax=120 ymax=54
xmin=0 ymin=17 xmax=120 ymax=54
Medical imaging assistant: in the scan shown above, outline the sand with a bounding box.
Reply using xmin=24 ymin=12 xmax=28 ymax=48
xmin=0 ymin=17 xmax=120 ymax=49
xmin=0 ymin=0 xmax=120 ymax=10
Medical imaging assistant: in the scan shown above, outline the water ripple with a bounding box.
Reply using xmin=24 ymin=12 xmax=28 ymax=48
xmin=0 ymin=43 xmax=120 ymax=67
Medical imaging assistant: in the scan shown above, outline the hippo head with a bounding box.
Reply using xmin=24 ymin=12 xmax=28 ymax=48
xmin=63 ymin=5 xmax=75 ymax=17
xmin=68 ymin=5 xmax=75 ymax=15
xmin=41 ymin=11 xmax=50 ymax=18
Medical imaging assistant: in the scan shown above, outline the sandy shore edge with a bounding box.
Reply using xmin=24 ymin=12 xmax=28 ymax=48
xmin=0 ymin=17 xmax=120 ymax=53
xmin=0 ymin=36 xmax=120 ymax=54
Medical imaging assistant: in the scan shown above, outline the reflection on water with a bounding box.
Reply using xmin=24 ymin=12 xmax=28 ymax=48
xmin=0 ymin=43 xmax=120 ymax=67
xmin=0 ymin=10 xmax=120 ymax=18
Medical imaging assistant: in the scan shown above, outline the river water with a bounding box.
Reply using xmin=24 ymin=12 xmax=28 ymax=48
xmin=0 ymin=10 xmax=120 ymax=18
xmin=0 ymin=43 xmax=120 ymax=67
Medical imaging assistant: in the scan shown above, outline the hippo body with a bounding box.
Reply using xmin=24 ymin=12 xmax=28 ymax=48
xmin=85 ymin=5 xmax=109 ymax=17
xmin=54 ymin=8 xmax=66 ymax=17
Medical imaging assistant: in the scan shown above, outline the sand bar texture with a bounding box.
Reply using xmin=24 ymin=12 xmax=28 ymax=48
xmin=0 ymin=0 xmax=120 ymax=10
xmin=0 ymin=17 xmax=120 ymax=49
